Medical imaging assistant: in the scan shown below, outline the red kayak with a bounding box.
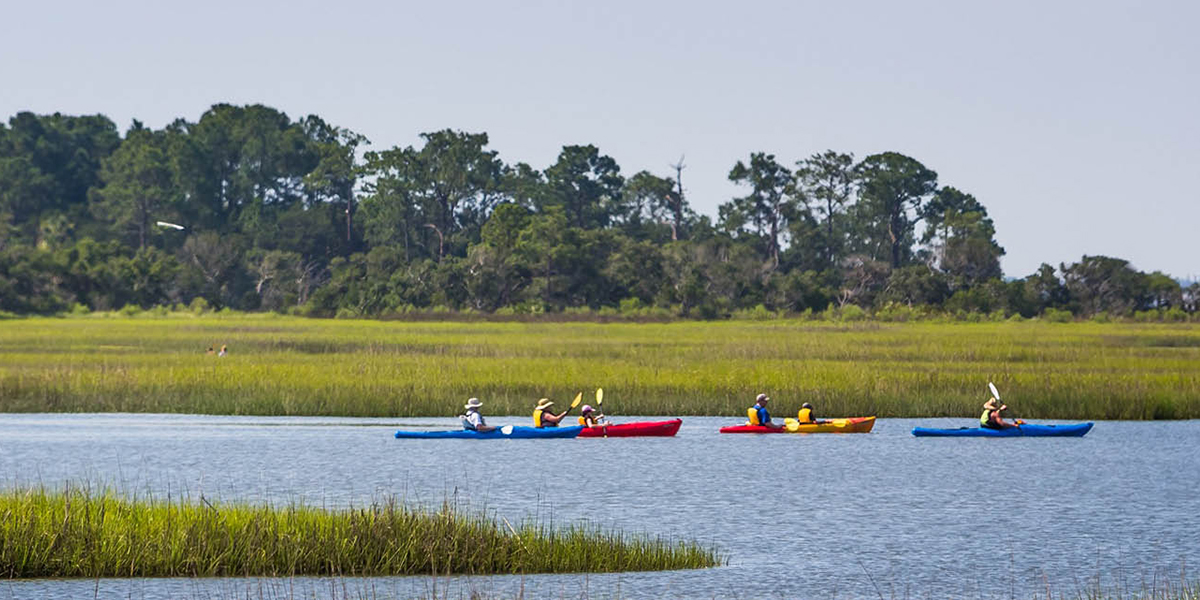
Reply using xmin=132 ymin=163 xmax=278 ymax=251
xmin=577 ymin=419 xmax=682 ymax=438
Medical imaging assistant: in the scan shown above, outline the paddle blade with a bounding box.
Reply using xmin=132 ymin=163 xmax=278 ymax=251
xmin=832 ymin=419 xmax=848 ymax=428
xmin=989 ymin=382 xmax=1000 ymax=401
xmin=500 ymin=425 xmax=514 ymax=435
xmin=784 ymin=418 xmax=799 ymax=432
xmin=571 ymin=392 xmax=583 ymax=409
xmin=596 ymin=387 xmax=604 ymax=406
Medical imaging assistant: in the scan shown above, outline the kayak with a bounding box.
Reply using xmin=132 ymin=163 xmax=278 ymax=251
xmin=719 ymin=416 xmax=876 ymax=434
xmin=911 ymin=423 xmax=1093 ymax=437
xmin=394 ymin=425 xmax=583 ymax=439
xmin=577 ymin=419 xmax=682 ymax=438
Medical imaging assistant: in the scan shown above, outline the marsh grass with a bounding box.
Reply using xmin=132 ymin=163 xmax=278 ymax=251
xmin=0 ymin=485 xmax=719 ymax=578
xmin=1 ymin=315 xmax=1198 ymax=419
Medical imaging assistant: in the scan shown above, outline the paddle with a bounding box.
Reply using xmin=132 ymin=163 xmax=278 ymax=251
xmin=784 ymin=417 xmax=799 ymax=432
xmin=563 ymin=392 xmax=583 ymax=416
xmin=595 ymin=388 xmax=607 ymax=437
xmin=500 ymin=425 xmax=514 ymax=435
xmin=989 ymin=382 xmax=1023 ymax=426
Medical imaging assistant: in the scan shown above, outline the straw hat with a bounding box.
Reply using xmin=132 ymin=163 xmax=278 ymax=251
xmin=464 ymin=398 xmax=483 ymax=410
xmin=535 ymin=398 xmax=554 ymax=410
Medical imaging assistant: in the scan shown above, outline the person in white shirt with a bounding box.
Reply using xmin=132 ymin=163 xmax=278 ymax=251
xmin=460 ymin=398 xmax=495 ymax=433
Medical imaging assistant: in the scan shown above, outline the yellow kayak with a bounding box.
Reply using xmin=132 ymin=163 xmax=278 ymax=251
xmin=719 ymin=416 xmax=876 ymax=434
xmin=786 ymin=416 xmax=875 ymax=433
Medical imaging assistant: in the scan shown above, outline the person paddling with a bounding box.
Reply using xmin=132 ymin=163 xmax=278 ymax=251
xmin=533 ymin=398 xmax=568 ymax=428
xmin=748 ymin=393 xmax=783 ymax=430
xmin=980 ymin=398 xmax=1018 ymax=430
xmin=460 ymin=398 xmax=495 ymax=433
xmin=578 ymin=405 xmax=607 ymax=428
xmin=797 ymin=402 xmax=827 ymax=425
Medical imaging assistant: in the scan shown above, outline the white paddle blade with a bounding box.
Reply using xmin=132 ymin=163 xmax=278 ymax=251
xmin=500 ymin=425 xmax=514 ymax=435
xmin=988 ymin=382 xmax=1000 ymax=401
xmin=596 ymin=388 xmax=604 ymax=404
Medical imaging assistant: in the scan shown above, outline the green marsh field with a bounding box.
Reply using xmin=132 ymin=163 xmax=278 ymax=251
xmin=0 ymin=486 xmax=717 ymax=577
xmin=2 ymin=315 xmax=1197 ymax=419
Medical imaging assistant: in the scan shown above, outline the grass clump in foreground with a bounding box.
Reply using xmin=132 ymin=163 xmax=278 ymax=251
xmin=0 ymin=486 xmax=720 ymax=578
xmin=1 ymin=315 xmax=1198 ymax=419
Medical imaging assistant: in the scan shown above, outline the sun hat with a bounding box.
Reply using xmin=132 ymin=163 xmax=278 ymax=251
xmin=464 ymin=398 xmax=483 ymax=410
xmin=581 ymin=405 xmax=594 ymax=414
xmin=756 ymin=393 xmax=769 ymax=403
xmin=802 ymin=402 xmax=813 ymax=409
xmin=536 ymin=398 xmax=554 ymax=410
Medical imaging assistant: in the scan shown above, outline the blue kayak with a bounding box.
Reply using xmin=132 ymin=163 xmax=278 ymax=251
xmin=394 ymin=425 xmax=584 ymax=439
xmin=912 ymin=423 xmax=1094 ymax=437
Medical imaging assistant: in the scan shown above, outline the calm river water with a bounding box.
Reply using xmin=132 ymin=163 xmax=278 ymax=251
xmin=1 ymin=414 xmax=1197 ymax=599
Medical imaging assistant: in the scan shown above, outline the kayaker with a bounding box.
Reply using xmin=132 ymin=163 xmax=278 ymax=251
xmin=578 ymin=405 xmax=607 ymax=427
xmin=533 ymin=398 xmax=567 ymax=428
xmin=749 ymin=393 xmax=783 ymax=430
xmin=980 ymin=398 xmax=1018 ymax=430
xmin=797 ymin=402 xmax=827 ymax=425
xmin=460 ymin=397 xmax=495 ymax=433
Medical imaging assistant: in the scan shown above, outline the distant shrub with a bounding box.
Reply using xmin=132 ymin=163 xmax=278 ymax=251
xmin=334 ymin=307 xmax=359 ymax=319
xmin=732 ymin=304 xmax=775 ymax=321
xmin=118 ymin=304 xmax=142 ymax=317
xmin=618 ymin=298 xmax=645 ymax=313
xmin=1164 ymin=307 xmax=1188 ymax=322
xmin=189 ymin=297 xmax=210 ymax=314
xmin=838 ymin=304 xmax=867 ymax=322
xmin=1091 ymin=311 xmax=1111 ymax=323
xmin=70 ymin=303 xmax=90 ymax=315
xmin=1042 ymin=308 xmax=1073 ymax=323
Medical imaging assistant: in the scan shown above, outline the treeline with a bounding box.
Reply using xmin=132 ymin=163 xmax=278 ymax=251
xmin=1 ymin=104 xmax=1196 ymax=320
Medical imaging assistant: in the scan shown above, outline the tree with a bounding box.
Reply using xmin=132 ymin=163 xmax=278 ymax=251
xmin=795 ymin=150 xmax=855 ymax=265
xmin=541 ymin=145 xmax=624 ymax=230
xmin=300 ymin=117 xmax=367 ymax=247
xmin=360 ymin=130 xmax=506 ymax=261
xmin=89 ymin=123 xmax=176 ymax=249
xmin=721 ymin=153 xmax=797 ymax=269
xmin=854 ymin=152 xmax=937 ymax=268
xmin=920 ymin=187 xmax=1004 ymax=287
xmin=0 ymin=112 xmax=120 ymax=243
xmin=1060 ymin=255 xmax=1149 ymax=316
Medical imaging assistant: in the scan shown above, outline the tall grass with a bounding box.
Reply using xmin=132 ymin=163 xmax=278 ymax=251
xmin=1 ymin=314 xmax=1197 ymax=419
xmin=0 ymin=485 xmax=719 ymax=578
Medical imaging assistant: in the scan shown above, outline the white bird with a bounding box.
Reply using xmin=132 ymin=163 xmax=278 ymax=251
xmin=155 ymin=221 xmax=185 ymax=230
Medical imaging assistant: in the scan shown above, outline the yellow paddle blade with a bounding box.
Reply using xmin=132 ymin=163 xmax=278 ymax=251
xmin=784 ymin=418 xmax=799 ymax=432
xmin=596 ymin=388 xmax=604 ymax=405
xmin=571 ymin=392 xmax=583 ymax=408
xmin=833 ymin=419 xmax=848 ymax=428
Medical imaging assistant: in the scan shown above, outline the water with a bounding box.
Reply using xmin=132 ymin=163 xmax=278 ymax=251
xmin=1 ymin=414 xmax=1197 ymax=599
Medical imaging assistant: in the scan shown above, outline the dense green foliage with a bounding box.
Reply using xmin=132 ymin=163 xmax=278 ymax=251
xmin=3 ymin=106 xmax=1195 ymax=319
xmin=2 ymin=315 xmax=1196 ymax=419
xmin=0 ymin=485 xmax=718 ymax=578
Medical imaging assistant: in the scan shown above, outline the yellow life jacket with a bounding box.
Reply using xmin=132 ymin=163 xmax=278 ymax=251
xmin=578 ymin=416 xmax=587 ymax=426
xmin=747 ymin=406 xmax=761 ymax=426
xmin=533 ymin=409 xmax=544 ymax=428
xmin=980 ymin=410 xmax=992 ymax=426
xmin=798 ymin=407 xmax=814 ymax=423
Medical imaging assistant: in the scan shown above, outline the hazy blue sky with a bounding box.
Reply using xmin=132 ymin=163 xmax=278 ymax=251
xmin=3 ymin=0 xmax=1196 ymax=277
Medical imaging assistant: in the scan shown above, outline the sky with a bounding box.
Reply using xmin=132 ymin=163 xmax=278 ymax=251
xmin=2 ymin=0 xmax=1197 ymax=278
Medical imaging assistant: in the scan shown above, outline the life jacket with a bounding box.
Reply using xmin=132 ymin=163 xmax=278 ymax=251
xmin=798 ymin=407 xmax=814 ymax=424
xmin=747 ymin=406 xmax=761 ymax=426
xmin=578 ymin=416 xmax=587 ymax=426
xmin=533 ymin=409 xmax=544 ymax=428
xmin=980 ymin=410 xmax=992 ymax=426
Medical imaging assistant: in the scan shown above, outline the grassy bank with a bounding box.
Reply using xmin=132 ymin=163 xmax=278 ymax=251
xmin=1 ymin=314 xmax=1198 ymax=419
xmin=0 ymin=486 xmax=719 ymax=578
